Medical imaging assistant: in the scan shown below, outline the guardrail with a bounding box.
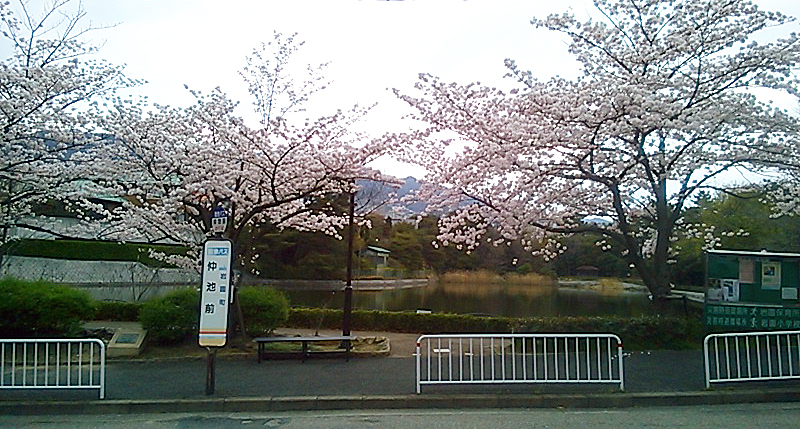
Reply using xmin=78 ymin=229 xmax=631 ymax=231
xmin=704 ymin=330 xmax=800 ymax=389
xmin=415 ymin=333 xmax=624 ymax=394
xmin=0 ymin=339 xmax=106 ymax=399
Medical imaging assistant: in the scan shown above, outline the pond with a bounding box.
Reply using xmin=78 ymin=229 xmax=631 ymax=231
xmin=281 ymin=281 xmax=654 ymax=318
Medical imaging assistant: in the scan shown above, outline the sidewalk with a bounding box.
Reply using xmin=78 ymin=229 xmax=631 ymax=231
xmin=2 ymin=328 xmax=800 ymax=415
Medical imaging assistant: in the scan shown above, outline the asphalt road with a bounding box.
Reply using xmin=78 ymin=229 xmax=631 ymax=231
xmin=3 ymin=402 xmax=800 ymax=428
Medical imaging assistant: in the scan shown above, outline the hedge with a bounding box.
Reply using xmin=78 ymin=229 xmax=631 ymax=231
xmin=287 ymin=308 xmax=705 ymax=350
xmin=138 ymin=288 xmax=200 ymax=344
xmin=93 ymin=301 xmax=143 ymax=321
xmin=134 ymin=286 xmax=289 ymax=344
xmin=88 ymin=293 xmax=705 ymax=350
xmin=238 ymin=287 xmax=289 ymax=336
xmin=1 ymin=238 xmax=189 ymax=268
xmin=0 ymin=277 xmax=94 ymax=337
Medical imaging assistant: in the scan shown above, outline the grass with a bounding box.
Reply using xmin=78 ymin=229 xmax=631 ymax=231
xmin=597 ymin=278 xmax=623 ymax=288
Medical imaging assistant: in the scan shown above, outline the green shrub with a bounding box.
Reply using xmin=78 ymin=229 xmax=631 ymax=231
xmin=93 ymin=301 xmax=143 ymax=321
xmin=515 ymin=262 xmax=533 ymax=275
xmin=0 ymin=277 xmax=94 ymax=337
xmin=139 ymin=288 xmax=200 ymax=345
xmin=238 ymin=287 xmax=289 ymax=336
xmin=286 ymin=307 xmax=704 ymax=350
xmin=1 ymin=239 xmax=189 ymax=268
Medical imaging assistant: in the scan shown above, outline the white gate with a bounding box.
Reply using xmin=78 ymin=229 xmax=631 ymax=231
xmin=0 ymin=339 xmax=106 ymax=399
xmin=704 ymin=330 xmax=800 ymax=389
xmin=415 ymin=333 xmax=624 ymax=394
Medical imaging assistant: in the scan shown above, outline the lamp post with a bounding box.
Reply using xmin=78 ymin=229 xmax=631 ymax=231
xmin=342 ymin=191 xmax=355 ymax=336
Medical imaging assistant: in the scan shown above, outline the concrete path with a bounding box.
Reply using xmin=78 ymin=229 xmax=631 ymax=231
xmin=2 ymin=327 xmax=800 ymax=414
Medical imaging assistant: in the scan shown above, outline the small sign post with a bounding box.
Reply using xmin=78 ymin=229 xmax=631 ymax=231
xmin=211 ymin=206 xmax=228 ymax=235
xmin=199 ymin=236 xmax=232 ymax=395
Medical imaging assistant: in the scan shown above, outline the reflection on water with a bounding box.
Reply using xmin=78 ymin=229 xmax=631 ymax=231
xmin=282 ymin=282 xmax=653 ymax=318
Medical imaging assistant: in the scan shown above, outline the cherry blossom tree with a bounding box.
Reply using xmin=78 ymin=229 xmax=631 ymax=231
xmin=0 ymin=0 xmax=137 ymax=262
xmin=93 ymin=32 xmax=395 ymax=271
xmin=395 ymin=0 xmax=800 ymax=300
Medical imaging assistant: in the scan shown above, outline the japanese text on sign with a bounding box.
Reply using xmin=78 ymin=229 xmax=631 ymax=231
xmin=706 ymin=303 xmax=800 ymax=330
xmin=207 ymin=247 xmax=229 ymax=256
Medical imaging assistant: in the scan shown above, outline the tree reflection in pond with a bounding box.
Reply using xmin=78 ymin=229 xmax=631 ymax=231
xmin=282 ymin=282 xmax=653 ymax=318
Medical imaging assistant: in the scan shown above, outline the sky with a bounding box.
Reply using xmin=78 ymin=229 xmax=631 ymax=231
xmin=77 ymin=1 xmax=586 ymax=106
xmin=16 ymin=0 xmax=800 ymax=178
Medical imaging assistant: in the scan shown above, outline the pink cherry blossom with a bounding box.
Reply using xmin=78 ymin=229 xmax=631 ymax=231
xmin=394 ymin=0 xmax=800 ymax=299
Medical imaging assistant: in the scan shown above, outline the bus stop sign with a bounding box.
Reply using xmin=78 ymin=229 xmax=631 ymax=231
xmin=199 ymin=239 xmax=233 ymax=347
xmin=211 ymin=206 xmax=228 ymax=235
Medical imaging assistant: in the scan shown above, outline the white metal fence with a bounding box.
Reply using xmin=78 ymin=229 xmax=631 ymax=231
xmin=0 ymin=339 xmax=106 ymax=399
xmin=704 ymin=330 xmax=800 ymax=389
xmin=415 ymin=334 xmax=624 ymax=394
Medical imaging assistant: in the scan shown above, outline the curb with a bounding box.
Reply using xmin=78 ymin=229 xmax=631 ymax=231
xmin=3 ymin=389 xmax=800 ymax=415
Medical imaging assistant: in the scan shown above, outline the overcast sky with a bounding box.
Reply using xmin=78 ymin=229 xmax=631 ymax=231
xmin=35 ymin=0 xmax=800 ymax=177
xmin=79 ymin=1 xmax=584 ymax=106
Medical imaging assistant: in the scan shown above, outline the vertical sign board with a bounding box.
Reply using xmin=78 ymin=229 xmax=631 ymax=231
xmin=199 ymin=239 xmax=233 ymax=347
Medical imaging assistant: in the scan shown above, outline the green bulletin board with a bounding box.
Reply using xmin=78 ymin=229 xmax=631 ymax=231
xmin=705 ymin=250 xmax=800 ymax=331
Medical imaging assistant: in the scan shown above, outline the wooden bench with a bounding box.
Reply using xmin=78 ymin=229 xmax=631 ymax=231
xmin=254 ymin=335 xmax=355 ymax=363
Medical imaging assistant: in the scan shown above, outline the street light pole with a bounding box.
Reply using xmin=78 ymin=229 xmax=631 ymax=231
xmin=342 ymin=191 xmax=355 ymax=337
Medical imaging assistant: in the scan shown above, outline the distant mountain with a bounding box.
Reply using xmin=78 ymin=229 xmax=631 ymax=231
xmin=357 ymin=176 xmax=426 ymax=217
xmin=583 ymin=216 xmax=613 ymax=225
xmin=357 ymin=179 xmax=622 ymax=225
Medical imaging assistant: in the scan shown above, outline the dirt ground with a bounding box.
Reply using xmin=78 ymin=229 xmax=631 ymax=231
xmin=274 ymin=327 xmax=420 ymax=358
xmin=83 ymin=321 xmax=420 ymax=359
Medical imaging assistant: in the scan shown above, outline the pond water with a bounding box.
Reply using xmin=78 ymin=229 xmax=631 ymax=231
xmin=281 ymin=282 xmax=654 ymax=318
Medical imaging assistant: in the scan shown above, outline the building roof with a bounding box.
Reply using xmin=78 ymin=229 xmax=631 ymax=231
xmin=707 ymin=249 xmax=800 ymax=258
xmin=365 ymin=245 xmax=391 ymax=255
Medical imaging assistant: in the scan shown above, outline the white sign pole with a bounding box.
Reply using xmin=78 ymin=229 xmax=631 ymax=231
xmin=200 ymin=237 xmax=232 ymax=396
